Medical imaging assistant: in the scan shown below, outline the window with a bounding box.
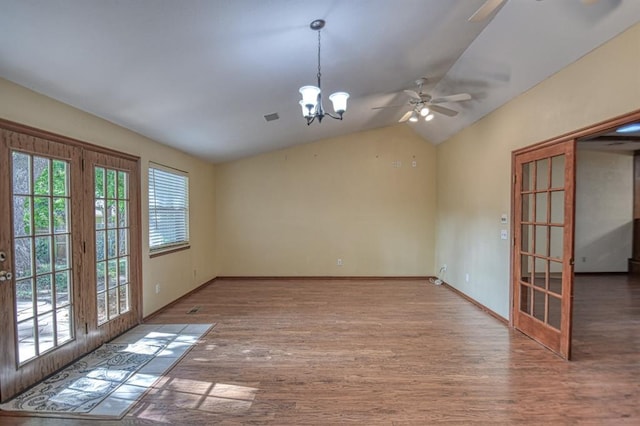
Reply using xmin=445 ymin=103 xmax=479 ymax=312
xmin=148 ymin=163 xmax=189 ymax=252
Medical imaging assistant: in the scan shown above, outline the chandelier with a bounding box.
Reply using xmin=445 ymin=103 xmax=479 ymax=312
xmin=299 ymin=19 xmax=349 ymax=125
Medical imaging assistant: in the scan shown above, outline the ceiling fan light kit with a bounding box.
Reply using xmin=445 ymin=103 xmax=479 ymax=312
xmin=372 ymin=77 xmax=471 ymax=124
xmin=299 ymin=19 xmax=349 ymax=125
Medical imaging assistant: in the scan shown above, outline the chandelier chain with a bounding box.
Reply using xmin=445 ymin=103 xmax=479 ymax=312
xmin=316 ymin=29 xmax=322 ymax=89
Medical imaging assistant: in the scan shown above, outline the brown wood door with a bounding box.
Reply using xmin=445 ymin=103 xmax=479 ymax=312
xmin=84 ymin=150 xmax=141 ymax=349
xmin=0 ymin=130 xmax=86 ymax=401
xmin=0 ymin=124 xmax=141 ymax=402
xmin=513 ymin=140 xmax=575 ymax=359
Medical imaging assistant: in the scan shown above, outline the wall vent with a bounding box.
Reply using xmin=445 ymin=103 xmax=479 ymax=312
xmin=264 ymin=112 xmax=279 ymax=122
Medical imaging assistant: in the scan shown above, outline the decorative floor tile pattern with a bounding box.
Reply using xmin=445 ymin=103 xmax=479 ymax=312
xmin=0 ymin=323 xmax=214 ymax=420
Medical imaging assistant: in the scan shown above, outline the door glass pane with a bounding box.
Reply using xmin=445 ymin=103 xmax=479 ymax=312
xmin=13 ymin=196 xmax=32 ymax=236
xmin=12 ymin=151 xmax=74 ymax=364
xmin=33 ymin=197 xmax=51 ymax=234
xmin=96 ymin=261 xmax=106 ymax=292
xmin=33 ymin=157 xmax=51 ymax=195
xmin=535 ymin=192 xmax=547 ymax=223
xmin=533 ymin=289 xmax=546 ymax=322
xmin=522 ymin=224 xmax=534 ymax=253
xmin=15 ymin=279 xmax=34 ymax=322
xmin=14 ymin=237 xmax=33 ymax=279
xmin=106 ymin=169 xmax=116 ymax=199
xmin=551 ymin=155 xmax=565 ymax=189
xmin=534 ymin=257 xmax=547 ymax=289
xmin=53 ymin=198 xmax=69 ymax=233
xmin=549 ymin=262 xmax=563 ymax=295
xmin=57 ymin=307 xmax=73 ymax=344
xmin=38 ymin=312 xmax=55 ymax=353
xmin=522 ymin=162 xmax=534 ymax=192
xmin=550 ymin=226 xmax=563 ymax=259
xmin=95 ymin=167 xmax=105 ymax=198
xmin=536 ymin=159 xmax=549 ymax=190
xmin=521 ymin=193 xmax=534 ymax=222
xmin=118 ymin=171 xmax=128 ymax=199
xmin=12 ymin=152 xmax=31 ymax=194
xmin=54 ymin=234 xmax=70 ymax=270
xmin=521 ymin=254 xmax=533 ymax=284
xmin=17 ymin=320 xmax=36 ymax=363
xmin=95 ymin=166 xmax=131 ymax=325
xmin=548 ymin=295 xmax=562 ymax=330
xmin=36 ymin=274 xmax=53 ymax=314
xmin=108 ymin=288 xmax=118 ymax=319
xmin=52 ymin=160 xmax=68 ymax=196
xmin=35 ymin=236 xmax=52 ymax=274
xmin=520 ymin=284 xmax=532 ymax=315
xmin=550 ymin=191 xmax=564 ymax=224
xmin=55 ymin=271 xmax=70 ymax=307
xmin=119 ymin=285 xmax=130 ymax=314
xmin=534 ymin=226 xmax=548 ymax=256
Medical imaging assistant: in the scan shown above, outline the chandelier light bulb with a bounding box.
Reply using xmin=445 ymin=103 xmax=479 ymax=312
xmin=425 ymin=113 xmax=435 ymax=122
xmin=420 ymin=106 xmax=430 ymax=116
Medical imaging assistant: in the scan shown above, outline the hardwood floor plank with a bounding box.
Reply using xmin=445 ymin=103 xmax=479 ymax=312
xmin=1 ymin=276 xmax=638 ymax=424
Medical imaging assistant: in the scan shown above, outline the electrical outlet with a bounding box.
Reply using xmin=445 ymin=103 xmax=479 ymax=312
xmin=155 ymin=283 xmax=160 ymax=294
xmin=337 ymin=258 xmax=343 ymax=266
xmin=465 ymin=273 xmax=470 ymax=283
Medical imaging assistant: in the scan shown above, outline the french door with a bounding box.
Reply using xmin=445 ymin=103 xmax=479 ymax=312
xmin=0 ymin=123 xmax=141 ymax=402
xmin=512 ymin=140 xmax=575 ymax=359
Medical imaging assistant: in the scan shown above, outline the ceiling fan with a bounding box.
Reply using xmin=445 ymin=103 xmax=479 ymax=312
xmin=373 ymin=78 xmax=472 ymax=123
xmin=469 ymin=0 xmax=601 ymax=22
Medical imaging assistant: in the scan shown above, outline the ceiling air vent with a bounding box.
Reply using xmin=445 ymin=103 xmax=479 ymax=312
xmin=264 ymin=112 xmax=279 ymax=122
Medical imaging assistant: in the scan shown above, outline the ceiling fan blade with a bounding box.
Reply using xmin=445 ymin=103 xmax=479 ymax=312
xmin=403 ymin=89 xmax=422 ymax=100
xmin=430 ymin=93 xmax=472 ymax=104
xmin=399 ymin=110 xmax=413 ymax=123
xmin=372 ymin=104 xmax=407 ymax=110
xmin=429 ymin=105 xmax=459 ymax=117
xmin=468 ymin=0 xmax=506 ymax=22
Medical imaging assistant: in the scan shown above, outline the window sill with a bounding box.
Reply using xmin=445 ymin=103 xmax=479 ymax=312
xmin=149 ymin=244 xmax=190 ymax=258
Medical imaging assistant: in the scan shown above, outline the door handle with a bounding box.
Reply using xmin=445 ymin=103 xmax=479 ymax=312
xmin=0 ymin=270 xmax=12 ymax=281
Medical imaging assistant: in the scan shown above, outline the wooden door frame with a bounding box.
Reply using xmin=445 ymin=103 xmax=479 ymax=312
xmin=510 ymin=108 xmax=640 ymax=357
xmin=0 ymin=119 xmax=142 ymax=401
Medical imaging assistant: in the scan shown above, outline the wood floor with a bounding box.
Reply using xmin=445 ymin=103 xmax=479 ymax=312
xmin=2 ymin=275 xmax=639 ymax=425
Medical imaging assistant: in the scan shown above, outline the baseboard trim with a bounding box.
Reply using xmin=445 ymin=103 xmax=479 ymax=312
xmin=574 ymin=272 xmax=628 ymax=276
xmin=143 ymin=278 xmax=216 ymax=321
xmin=442 ymin=282 xmax=508 ymax=325
xmin=215 ymin=276 xmax=430 ymax=281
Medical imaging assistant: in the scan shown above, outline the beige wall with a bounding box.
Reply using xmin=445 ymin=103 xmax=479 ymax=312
xmin=435 ymin=23 xmax=640 ymax=318
xmin=575 ymin=149 xmax=633 ymax=273
xmin=216 ymin=125 xmax=436 ymax=276
xmin=0 ymin=78 xmax=219 ymax=316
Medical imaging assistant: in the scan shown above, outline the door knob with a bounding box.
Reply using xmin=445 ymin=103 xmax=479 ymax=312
xmin=0 ymin=270 xmax=12 ymax=281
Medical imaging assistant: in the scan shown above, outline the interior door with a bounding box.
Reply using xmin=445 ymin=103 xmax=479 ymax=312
xmin=0 ymin=130 xmax=85 ymax=401
xmin=513 ymin=140 xmax=575 ymax=359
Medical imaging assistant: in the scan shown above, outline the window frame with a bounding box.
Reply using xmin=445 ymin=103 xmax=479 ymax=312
xmin=148 ymin=162 xmax=190 ymax=255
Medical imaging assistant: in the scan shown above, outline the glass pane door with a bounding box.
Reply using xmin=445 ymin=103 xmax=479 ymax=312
xmin=513 ymin=140 xmax=575 ymax=359
xmin=0 ymin=129 xmax=85 ymax=402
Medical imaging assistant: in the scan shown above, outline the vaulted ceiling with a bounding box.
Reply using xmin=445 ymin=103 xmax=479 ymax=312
xmin=1 ymin=0 xmax=638 ymax=163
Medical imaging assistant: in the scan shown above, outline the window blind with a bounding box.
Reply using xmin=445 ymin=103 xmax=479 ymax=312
xmin=148 ymin=164 xmax=189 ymax=251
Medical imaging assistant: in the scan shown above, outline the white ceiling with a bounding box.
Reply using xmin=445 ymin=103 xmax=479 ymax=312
xmin=0 ymin=0 xmax=639 ymax=163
